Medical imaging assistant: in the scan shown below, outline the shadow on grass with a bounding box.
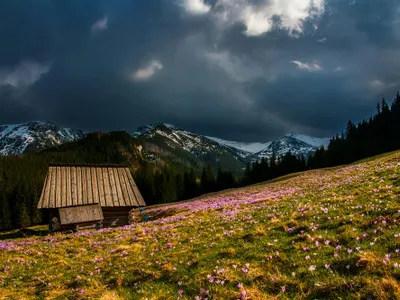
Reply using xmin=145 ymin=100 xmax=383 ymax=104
xmin=0 ymin=228 xmax=49 ymax=240
xmin=130 ymin=207 xmax=181 ymax=223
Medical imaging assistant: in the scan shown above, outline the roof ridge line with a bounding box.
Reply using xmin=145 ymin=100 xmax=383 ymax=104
xmin=48 ymin=163 xmax=129 ymax=168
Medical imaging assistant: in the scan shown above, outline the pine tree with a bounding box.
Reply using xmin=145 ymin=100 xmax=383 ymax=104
xmin=18 ymin=204 xmax=31 ymax=229
xmin=201 ymin=164 xmax=216 ymax=194
xmin=376 ymin=102 xmax=381 ymax=116
xmin=391 ymin=91 xmax=400 ymax=148
xmin=175 ymin=173 xmax=184 ymax=201
xmin=160 ymin=168 xmax=177 ymax=203
xmin=243 ymin=162 xmax=252 ymax=185
xmin=269 ymin=154 xmax=277 ymax=178
xmin=216 ymin=168 xmax=236 ymax=191
xmin=381 ymin=98 xmax=390 ymax=114
xmin=0 ymin=194 xmax=12 ymax=230
xmin=183 ymin=168 xmax=198 ymax=199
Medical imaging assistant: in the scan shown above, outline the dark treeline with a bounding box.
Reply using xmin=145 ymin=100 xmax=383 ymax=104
xmin=308 ymin=91 xmax=400 ymax=168
xmin=242 ymin=152 xmax=307 ymax=186
xmin=0 ymin=156 xmax=46 ymax=230
xmin=1 ymin=91 xmax=400 ymax=230
xmin=135 ymin=163 xmax=238 ymax=206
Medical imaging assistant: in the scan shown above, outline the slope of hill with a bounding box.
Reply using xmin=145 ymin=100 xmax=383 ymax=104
xmin=1 ymin=151 xmax=400 ymax=299
xmin=0 ymin=121 xmax=85 ymax=155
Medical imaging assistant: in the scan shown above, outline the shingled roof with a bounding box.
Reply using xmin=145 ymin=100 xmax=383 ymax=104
xmin=38 ymin=164 xmax=146 ymax=209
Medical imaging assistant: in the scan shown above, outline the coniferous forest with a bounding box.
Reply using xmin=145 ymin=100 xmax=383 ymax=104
xmin=0 ymin=91 xmax=399 ymax=231
xmin=307 ymin=91 xmax=400 ymax=168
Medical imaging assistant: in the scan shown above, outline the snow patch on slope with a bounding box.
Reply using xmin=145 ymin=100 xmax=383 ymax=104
xmin=0 ymin=121 xmax=85 ymax=155
xmin=206 ymin=136 xmax=271 ymax=154
xmin=134 ymin=123 xmax=250 ymax=162
xmin=285 ymin=133 xmax=330 ymax=148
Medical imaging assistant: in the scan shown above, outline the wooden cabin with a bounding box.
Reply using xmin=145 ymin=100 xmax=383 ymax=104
xmin=37 ymin=164 xmax=146 ymax=231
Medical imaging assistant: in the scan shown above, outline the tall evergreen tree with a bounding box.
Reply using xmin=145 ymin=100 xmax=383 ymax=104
xmin=18 ymin=204 xmax=31 ymax=229
xmin=0 ymin=193 xmax=12 ymax=230
xmin=201 ymin=164 xmax=216 ymax=194
xmin=183 ymin=168 xmax=198 ymax=199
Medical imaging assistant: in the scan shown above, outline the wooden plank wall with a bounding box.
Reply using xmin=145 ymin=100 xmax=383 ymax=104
xmin=48 ymin=207 xmax=133 ymax=231
xmin=58 ymin=204 xmax=104 ymax=225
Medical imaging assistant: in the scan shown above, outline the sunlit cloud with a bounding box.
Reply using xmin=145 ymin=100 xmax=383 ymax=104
xmin=214 ymin=0 xmax=325 ymax=37
xmin=179 ymin=0 xmax=211 ymax=15
xmin=132 ymin=60 xmax=163 ymax=81
xmin=292 ymin=60 xmax=323 ymax=72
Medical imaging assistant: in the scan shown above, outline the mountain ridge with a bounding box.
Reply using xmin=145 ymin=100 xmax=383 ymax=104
xmin=134 ymin=122 xmax=248 ymax=174
xmin=0 ymin=121 xmax=85 ymax=156
xmin=0 ymin=121 xmax=330 ymax=165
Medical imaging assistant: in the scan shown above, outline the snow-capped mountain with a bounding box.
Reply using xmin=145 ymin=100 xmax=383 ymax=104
xmin=247 ymin=135 xmax=329 ymax=161
xmin=134 ymin=123 xmax=330 ymax=170
xmin=135 ymin=122 xmax=254 ymax=159
xmin=208 ymin=133 xmax=330 ymax=161
xmin=284 ymin=133 xmax=330 ymax=149
xmin=134 ymin=122 xmax=248 ymax=173
xmin=0 ymin=121 xmax=85 ymax=155
xmin=132 ymin=123 xmax=178 ymax=137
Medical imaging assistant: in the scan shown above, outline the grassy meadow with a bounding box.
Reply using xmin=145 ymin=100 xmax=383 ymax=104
xmin=1 ymin=151 xmax=400 ymax=299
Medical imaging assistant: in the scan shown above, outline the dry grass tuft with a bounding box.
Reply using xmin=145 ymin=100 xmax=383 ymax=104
xmin=100 ymin=291 xmax=125 ymax=300
xmin=357 ymin=251 xmax=383 ymax=272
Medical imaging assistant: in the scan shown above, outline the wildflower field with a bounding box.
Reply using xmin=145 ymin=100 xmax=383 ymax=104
xmin=2 ymin=151 xmax=400 ymax=299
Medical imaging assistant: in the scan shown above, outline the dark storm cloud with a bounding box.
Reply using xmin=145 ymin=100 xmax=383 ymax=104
xmin=247 ymin=73 xmax=374 ymax=137
xmin=0 ymin=0 xmax=399 ymax=141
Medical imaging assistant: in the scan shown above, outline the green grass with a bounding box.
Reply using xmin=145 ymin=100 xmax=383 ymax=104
xmin=2 ymin=151 xmax=400 ymax=299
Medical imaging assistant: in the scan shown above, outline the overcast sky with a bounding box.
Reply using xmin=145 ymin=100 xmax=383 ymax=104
xmin=0 ymin=0 xmax=399 ymax=141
